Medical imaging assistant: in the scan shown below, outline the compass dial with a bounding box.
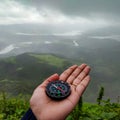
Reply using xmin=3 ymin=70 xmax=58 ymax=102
xmin=46 ymin=80 xmax=71 ymax=100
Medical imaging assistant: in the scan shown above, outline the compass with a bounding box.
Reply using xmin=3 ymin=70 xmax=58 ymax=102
xmin=46 ymin=80 xmax=71 ymax=100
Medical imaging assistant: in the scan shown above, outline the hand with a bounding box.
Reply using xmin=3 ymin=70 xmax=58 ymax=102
xmin=30 ymin=64 xmax=91 ymax=120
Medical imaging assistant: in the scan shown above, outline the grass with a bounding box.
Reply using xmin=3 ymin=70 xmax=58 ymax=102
xmin=29 ymin=54 xmax=67 ymax=67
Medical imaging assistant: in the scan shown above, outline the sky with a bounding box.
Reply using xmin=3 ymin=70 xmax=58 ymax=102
xmin=0 ymin=0 xmax=120 ymax=36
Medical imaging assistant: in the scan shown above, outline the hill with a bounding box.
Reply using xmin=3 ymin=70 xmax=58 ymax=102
xmin=0 ymin=51 xmax=120 ymax=102
xmin=0 ymin=53 xmax=73 ymax=95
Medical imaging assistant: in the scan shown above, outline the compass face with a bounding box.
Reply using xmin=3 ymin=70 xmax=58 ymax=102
xmin=46 ymin=80 xmax=71 ymax=100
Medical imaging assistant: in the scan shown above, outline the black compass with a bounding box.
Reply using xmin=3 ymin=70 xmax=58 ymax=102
xmin=46 ymin=80 xmax=71 ymax=100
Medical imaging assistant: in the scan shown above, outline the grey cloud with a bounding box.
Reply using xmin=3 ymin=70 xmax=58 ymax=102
xmin=27 ymin=0 xmax=120 ymax=18
xmin=1 ymin=0 xmax=120 ymax=41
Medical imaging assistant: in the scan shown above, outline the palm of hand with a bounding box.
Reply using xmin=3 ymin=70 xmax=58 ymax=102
xmin=30 ymin=64 xmax=91 ymax=120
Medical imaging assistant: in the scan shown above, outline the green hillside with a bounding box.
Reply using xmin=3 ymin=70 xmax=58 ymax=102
xmin=0 ymin=53 xmax=120 ymax=120
xmin=29 ymin=54 xmax=67 ymax=67
xmin=0 ymin=53 xmax=73 ymax=95
xmin=0 ymin=52 xmax=120 ymax=102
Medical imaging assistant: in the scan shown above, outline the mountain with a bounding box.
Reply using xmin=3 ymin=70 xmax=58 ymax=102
xmin=0 ymin=53 xmax=72 ymax=95
xmin=0 ymin=26 xmax=120 ymax=102
xmin=0 ymin=50 xmax=120 ymax=102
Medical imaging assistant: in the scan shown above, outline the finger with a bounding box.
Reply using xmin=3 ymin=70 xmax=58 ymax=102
xmin=59 ymin=65 xmax=78 ymax=81
xmin=72 ymin=66 xmax=91 ymax=85
xmin=67 ymin=64 xmax=87 ymax=84
xmin=76 ymin=75 xmax=91 ymax=96
xmin=40 ymin=73 xmax=59 ymax=88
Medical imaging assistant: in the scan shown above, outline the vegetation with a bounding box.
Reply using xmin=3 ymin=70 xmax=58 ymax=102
xmin=67 ymin=100 xmax=120 ymax=120
xmin=0 ymin=53 xmax=120 ymax=119
xmin=0 ymin=53 xmax=120 ymax=102
xmin=0 ymin=53 xmax=72 ymax=96
xmin=0 ymin=88 xmax=120 ymax=120
xmin=97 ymin=86 xmax=104 ymax=105
xmin=67 ymin=87 xmax=120 ymax=120
xmin=0 ymin=92 xmax=29 ymax=120
xmin=29 ymin=53 xmax=68 ymax=68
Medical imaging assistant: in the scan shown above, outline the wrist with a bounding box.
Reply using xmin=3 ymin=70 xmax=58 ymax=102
xmin=36 ymin=113 xmax=67 ymax=120
xmin=21 ymin=108 xmax=37 ymax=120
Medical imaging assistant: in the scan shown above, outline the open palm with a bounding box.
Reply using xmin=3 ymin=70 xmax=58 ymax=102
xmin=30 ymin=64 xmax=91 ymax=120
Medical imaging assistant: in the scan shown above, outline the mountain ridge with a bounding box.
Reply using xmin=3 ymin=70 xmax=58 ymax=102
xmin=0 ymin=52 xmax=120 ymax=102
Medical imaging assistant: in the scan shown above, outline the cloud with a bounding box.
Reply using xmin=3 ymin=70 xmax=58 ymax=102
xmin=32 ymin=0 xmax=120 ymax=18
xmin=0 ymin=0 xmax=111 ymax=33
xmin=0 ymin=44 xmax=15 ymax=54
xmin=0 ymin=0 xmax=45 ymax=24
xmin=33 ymin=0 xmax=120 ymax=27
xmin=0 ymin=0 xmax=120 ymax=37
xmin=90 ymin=35 xmax=120 ymax=41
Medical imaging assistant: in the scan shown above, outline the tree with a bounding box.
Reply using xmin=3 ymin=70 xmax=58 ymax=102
xmin=97 ymin=86 xmax=104 ymax=105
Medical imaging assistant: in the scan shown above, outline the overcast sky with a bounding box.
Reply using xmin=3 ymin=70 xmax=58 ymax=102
xmin=0 ymin=0 xmax=120 ymax=35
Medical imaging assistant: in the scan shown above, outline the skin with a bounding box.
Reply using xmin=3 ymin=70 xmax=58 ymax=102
xmin=30 ymin=63 xmax=91 ymax=120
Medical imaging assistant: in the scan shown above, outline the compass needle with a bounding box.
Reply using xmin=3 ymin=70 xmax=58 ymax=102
xmin=46 ymin=80 xmax=71 ymax=100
